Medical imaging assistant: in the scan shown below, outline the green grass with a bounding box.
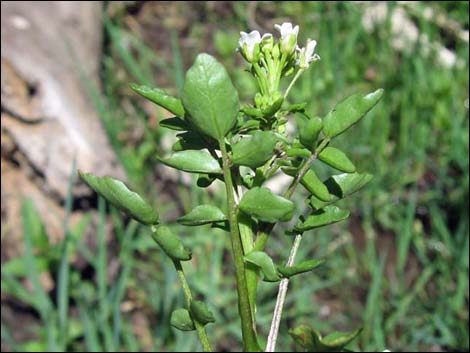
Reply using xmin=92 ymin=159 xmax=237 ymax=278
xmin=1 ymin=2 xmax=468 ymax=352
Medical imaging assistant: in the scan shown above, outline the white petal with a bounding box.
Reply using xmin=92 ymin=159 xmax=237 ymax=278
xmin=311 ymin=53 xmax=320 ymax=61
xmin=292 ymin=25 xmax=300 ymax=36
xmin=305 ymin=39 xmax=317 ymax=58
xmin=275 ymin=22 xmax=293 ymax=36
xmin=247 ymin=30 xmax=261 ymax=43
xmin=261 ymin=33 xmax=273 ymax=40
xmin=239 ymin=32 xmax=247 ymax=47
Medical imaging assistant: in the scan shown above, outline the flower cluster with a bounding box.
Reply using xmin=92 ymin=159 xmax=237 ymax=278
xmin=238 ymin=22 xmax=320 ymax=111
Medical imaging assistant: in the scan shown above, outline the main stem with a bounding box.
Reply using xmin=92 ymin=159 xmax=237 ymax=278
xmin=219 ymin=140 xmax=260 ymax=352
xmin=173 ymin=260 xmax=212 ymax=352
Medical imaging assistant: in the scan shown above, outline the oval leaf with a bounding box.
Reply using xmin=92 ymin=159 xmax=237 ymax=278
xmin=151 ymin=226 xmax=192 ymax=261
xmin=232 ymin=131 xmax=277 ymax=169
xmin=289 ymin=324 xmax=316 ymax=349
xmin=287 ymin=102 xmax=308 ymax=114
xmin=300 ymin=170 xmax=331 ymax=201
xmin=172 ymin=132 xmax=211 ymax=152
xmin=321 ymin=329 xmax=362 ymax=349
xmin=298 ymin=116 xmax=323 ymax=149
xmin=79 ymin=171 xmax=159 ymax=225
xmin=262 ymin=96 xmax=284 ymax=117
xmin=160 ymin=117 xmax=188 ymax=131
xmin=239 ymin=187 xmax=295 ymax=223
xmin=197 ymin=174 xmax=216 ymax=188
xmin=157 ymin=150 xmax=221 ymax=174
xmin=318 ymin=147 xmax=356 ymax=173
xmin=309 ymin=173 xmax=373 ymax=210
xmin=323 ymin=89 xmax=384 ymax=138
xmin=182 ymin=53 xmax=239 ymax=140
xmin=286 ymin=148 xmax=311 ymax=158
xmin=177 ymin=205 xmax=227 ymax=226
xmin=244 ymin=251 xmax=280 ymax=282
xmin=295 ymin=206 xmax=350 ymax=232
xmin=130 ymin=83 xmax=185 ymax=117
xmin=278 ymin=259 xmax=325 ymax=278
xmin=289 ymin=325 xmax=361 ymax=351
xmin=190 ymin=300 xmax=215 ymax=325
xmin=170 ymin=308 xmax=195 ymax=331
xmin=326 ymin=172 xmax=374 ymax=198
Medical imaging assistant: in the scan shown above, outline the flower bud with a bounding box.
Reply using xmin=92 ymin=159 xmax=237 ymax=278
xmin=274 ymin=22 xmax=299 ymax=56
xmin=272 ymin=43 xmax=280 ymax=60
xmin=261 ymin=33 xmax=274 ymax=54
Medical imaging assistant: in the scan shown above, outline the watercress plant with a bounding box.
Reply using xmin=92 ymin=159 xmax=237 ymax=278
xmin=80 ymin=22 xmax=383 ymax=352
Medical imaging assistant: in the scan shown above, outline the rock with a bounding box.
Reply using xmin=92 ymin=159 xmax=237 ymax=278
xmin=1 ymin=1 xmax=124 ymax=254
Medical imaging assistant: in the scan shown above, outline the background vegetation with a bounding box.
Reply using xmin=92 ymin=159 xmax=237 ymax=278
xmin=2 ymin=2 xmax=469 ymax=352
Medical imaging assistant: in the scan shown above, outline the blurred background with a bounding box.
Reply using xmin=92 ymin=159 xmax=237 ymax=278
xmin=1 ymin=1 xmax=468 ymax=352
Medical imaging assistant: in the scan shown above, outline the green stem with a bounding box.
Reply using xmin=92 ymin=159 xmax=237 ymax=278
xmin=284 ymin=68 xmax=304 ymax=100
xmin=219 ymin=140 xmax=260 ymax=352
xmin=173 ymin=260 xmax=212 ymax=352
xmin=284 ymin=138 xmax=330 ymax=199
xmin=252 ymin=63 xmax=268 ymax=96
xmin=274 ymin=53 xmax=287 ymax=94
xmin=253 ymin=138 xmax=330 ymax=251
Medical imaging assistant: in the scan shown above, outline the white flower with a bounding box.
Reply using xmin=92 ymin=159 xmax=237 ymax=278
xmin=239 ymin=30 xmax=262 ymax=63
xmin=274 ymin=22 xmax=299 ymax=55
xmin=297 ymin=39 xmax=320 ymax=69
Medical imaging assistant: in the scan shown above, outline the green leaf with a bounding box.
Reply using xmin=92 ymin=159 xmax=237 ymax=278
xmin=238 ymin=118 xmax=261 ymax=133
xmin=294 ymin=206 xmax=350 ymax=232
xmin=325 ymin=172 xmax=374 ymax=198
xmin=298 ymin=116 xmax=323 ymax=149
xmin=130 ymin=83 xmax=185 ymax=117
xmin=172 ymin=132 xmax=211 ymax=151
xmin=278 ymin=259 xmax=325 ymax=278
xmin=170 ymin=308 xmax=195 ymax=331
xmin=262 ymin=96 xmax=284 ymax=117
xmin=289 ymin=325 xmax=361 ymax=351
xmin=160 ymin=117 xmax=188 ymax=131
xmin=244 ymin=251 xmax=280 ymax=282
xmin=197 ymin=174 xmax=216 ymax=188
xmin=323 ymin=89 xmax=383 ymax=138
xmin=241 ymin=106 xmax=263 ymax=118
xmin=151 ymin=226 xmax=192 ymax=261
xmin=232 ymin=131 xmax=277 ymax=168
xmin=190 ymin=300 xmax=215 ymax=325
xmin=157 ymin=150 xmax=222 ymax=174
xmin=239 ymin=187 xmax=295 ymax=223
xmin=309 ymin=173 xmax=373 ymax=209
xmin=321 ymin=329 xmax=362 ymax=349
xmin=182 ymin=53 xmax=239 ymax=140
xmin=287 ymin=102 xmax=308 ymax=114
xmin=318 ymin=147 xmax=356 ymax=173
xmin=286 ymin=148 xmax=311 ymax=158
xmin=289 ymin=324 xmax=316 ymax=349
xmin=300 ymin=170 xmax=331 ymax=201
xmin=177 ymin=205 xmax=227 ymax=226
xmin=79 ymin=171 xmax=159 ymax=225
